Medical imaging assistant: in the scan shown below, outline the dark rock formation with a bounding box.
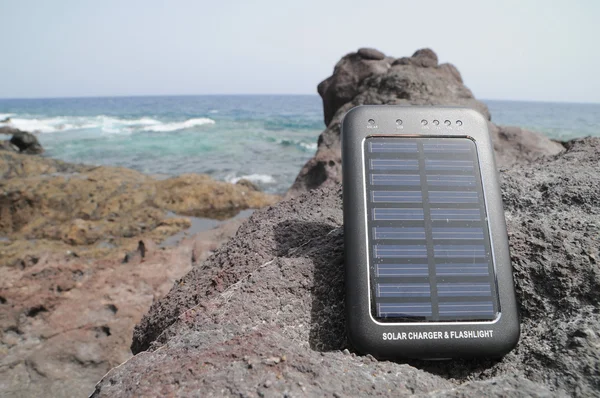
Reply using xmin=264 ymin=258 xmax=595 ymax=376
xmin=0 ymin=127 xmax=44 ymax=154
xmin=10 ymin=130 xmax=44 ymax=154
xmin=288 ymin=48 xmax=564 ymax=197
xmin=92 ymin=137 xmax=600 ymax=397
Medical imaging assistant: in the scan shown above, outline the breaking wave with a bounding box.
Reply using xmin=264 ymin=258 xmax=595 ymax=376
xmin=276 ymin=138 xmax=317 ymax=152
xmin=0 ymin=115 xmax=215 ymax=134
xmin=142 ymin=118 xmax=215 ymax=132
xmin=226 ymin=173 xmax=276 ymax=184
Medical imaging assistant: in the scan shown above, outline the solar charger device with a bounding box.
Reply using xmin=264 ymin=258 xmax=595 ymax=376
xmin=342 ymin=106 xmax=519 ymax=359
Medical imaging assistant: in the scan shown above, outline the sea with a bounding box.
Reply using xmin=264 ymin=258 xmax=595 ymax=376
xmin=0 ymin=96 xmax=598 ymax=194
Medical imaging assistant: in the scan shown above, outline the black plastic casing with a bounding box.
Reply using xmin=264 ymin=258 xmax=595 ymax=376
xmin=342 ymin=106 xmax=520 ymax=359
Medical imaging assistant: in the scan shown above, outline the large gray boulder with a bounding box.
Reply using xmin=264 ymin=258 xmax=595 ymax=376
xmin=287 ymin=48 xmax=564 ymax=197
xmin=92 ymin=137 xmax=600 ymax=397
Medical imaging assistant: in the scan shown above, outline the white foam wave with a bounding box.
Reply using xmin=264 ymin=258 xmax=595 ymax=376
xmin=0 ymin=117 xmax=92 ymax=133
xmin=276 ymin=138 xmax=317 ymax=152
xmin=300 ymin=142 xmax=317 ymax=151
xmin=226 ymin=174 xmax=276 ymax=184
xmin=142 ymin=118 xmax=215 ymax=132
xmin=0 ymin=115 xmax=215 ymax=134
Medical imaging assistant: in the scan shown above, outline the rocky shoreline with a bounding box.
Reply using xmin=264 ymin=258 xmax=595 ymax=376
xmin=0 ymin=131 xmax=278 ymax=396
xmin=2 ymin=48 xmax=599 ymax=397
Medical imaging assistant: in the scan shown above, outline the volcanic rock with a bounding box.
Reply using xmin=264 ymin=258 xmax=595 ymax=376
xmin=0 ymin=150 xmax=279 ymax=396
xmin=235 ymin=178 xmax=262 ymax=192
xmin=0 ymin=150 xmax=89 ymax=179
xmin=0 ymin=143 xmax=279 ymax=396
xmin=357 ymin=47 xmax=386 ymax=60
xmin=9 ymin=130 xmax=44 ymax=154
xmin=288 ymin=48 xmax=564 ymax=197
xmin=0 ymin=151 xmax=278 ymax=267
xmin=0 ymin=140 xmax=18 ymax=152
xmin=92 ymin=137 xmax=600 ymax=397
xmin=0 ymin=126 xmax=19 ymax=136
xmin=1 ymin=127 xmax=44 ymax=154
xmin=490 ymin=124 xmax=565 ymax=168
xmin=0 ymin=219 xmax=246 ymax=397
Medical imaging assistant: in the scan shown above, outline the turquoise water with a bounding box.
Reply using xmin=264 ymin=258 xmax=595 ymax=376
xmin=486 ymin=100 xmax=600 ymax=140
xmin=0 ymin=96 xmax=598 ymax=193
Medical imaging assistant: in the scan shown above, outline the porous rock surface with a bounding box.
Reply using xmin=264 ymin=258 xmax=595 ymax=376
xmin=0 ymin=221 xmax=246 ymax=398
xmin=93 ymin=137 xmax=599 ymax=397
xmin=287 ymin=48 xmax=564 ymax=197
xmin=0 ymin=151 xmax=278 ymax=267
xmin=0 ymin=150 xmax=276 ymax=397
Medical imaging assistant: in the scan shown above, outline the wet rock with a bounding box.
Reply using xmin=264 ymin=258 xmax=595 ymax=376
xmin=9 ymin=130 xmax=44 ymax=154
xmin=154 ymin=174 xmax=277 ymax=220
xmin=235 ymin=178 xmax=261 ymax=192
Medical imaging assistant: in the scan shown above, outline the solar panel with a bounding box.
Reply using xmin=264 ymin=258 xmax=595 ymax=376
xmin=364 ymin=137 xmax=500 ymax=322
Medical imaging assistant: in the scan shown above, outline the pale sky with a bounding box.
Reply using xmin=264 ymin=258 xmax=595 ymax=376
xmin=0 ymin=0 xmax=598 ymax=102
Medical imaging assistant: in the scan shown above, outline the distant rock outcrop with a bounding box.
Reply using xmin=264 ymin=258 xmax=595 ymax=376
xmin=287 ymin=48 xmax=564 ymax=197
xmin=93 ymin=137 xmax=600 ymax=397
xmin=0 ymin=126 xmax=44 ymax=154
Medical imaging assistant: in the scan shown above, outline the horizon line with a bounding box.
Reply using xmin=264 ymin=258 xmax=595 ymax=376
xmin=0 ymin=93 xmax=598 ymax=106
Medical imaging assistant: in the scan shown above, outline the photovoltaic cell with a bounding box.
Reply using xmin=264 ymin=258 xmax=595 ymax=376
xmin=370 ymin=159 xmax=419 ymax=170
xmin=371 ymin=191 xmax=422 ymax=203
xmin=374 ymin=245 xmax=428 ymax=258
xmin=431 ymin=227 xmax=484 ymax=240
xmin=425 ymin=159 xmax=475 ymax=172
xmin=376 ymin=263 xmax=429 ymax=277
xmin=426 ymin=175 xmax=476 ymax=187
xmin=373 ymin=227 xmax=426 ymax=240
xmin=371 ymin=174 xmax=421 ymax=185
xmin=430 ymin=208 xmax=481 ymax=221
xmin=365 ymin=137 xmax=499 ymax=322
xmin=377 ymin=283 xmax=431 ymax=298
xmin=378 ymin=303 xmax=432 ymax=317
xmin=372 ymin=208 xmax=424 ymax=220
xmin=429 ymin=191 xmax=479 ymax=204
xmin=370 ymin=142 xmax=418 ymax=152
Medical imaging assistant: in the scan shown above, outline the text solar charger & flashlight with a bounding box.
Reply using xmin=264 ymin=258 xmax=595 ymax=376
xmin=342 ymin=106 xmax=519 ymax=359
